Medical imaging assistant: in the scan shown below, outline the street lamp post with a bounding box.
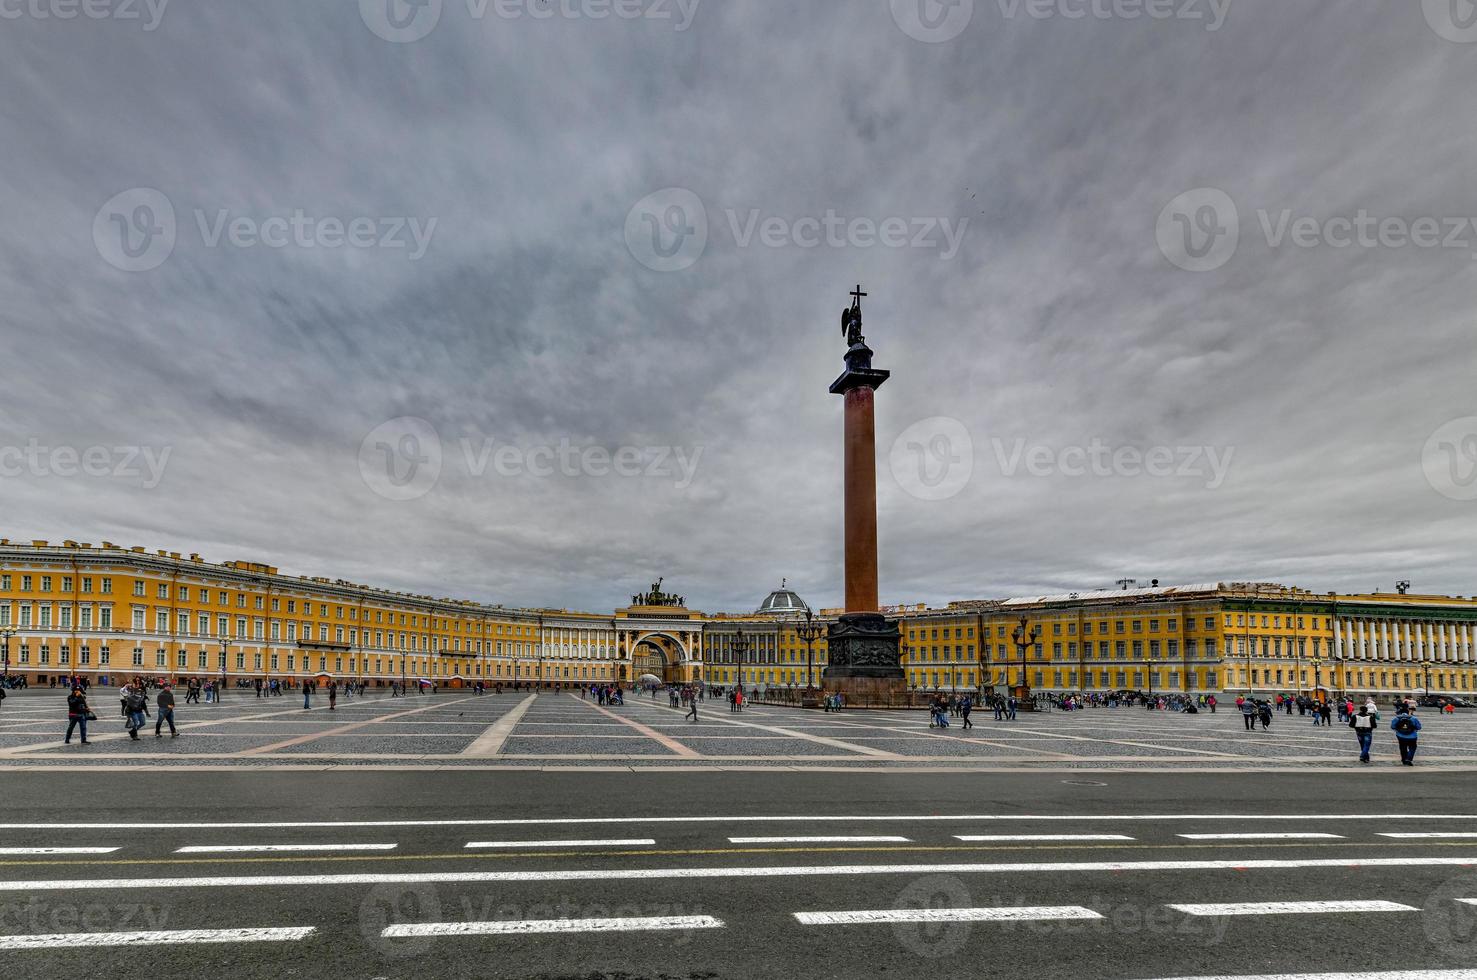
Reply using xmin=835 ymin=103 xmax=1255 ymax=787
xmin=796 ymin=609 xmax=824 ymax=693
xmin=218 ymin=637 xmax=228 ymax=702
xmin=732 ymin=632 xmax=750 ymax=697
xmin=1011 ymin=616 xmax=1040 ymax=711
xmin=0 ymin=628 xmax=14 ymax=686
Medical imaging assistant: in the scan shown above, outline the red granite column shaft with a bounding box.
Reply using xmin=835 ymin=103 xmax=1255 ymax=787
xmin=844 ymin=385 xmax=879 ymax=613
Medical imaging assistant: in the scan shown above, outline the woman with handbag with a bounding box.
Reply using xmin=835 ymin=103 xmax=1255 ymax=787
xmin=64 ymin=686 xmax=91 ymax=745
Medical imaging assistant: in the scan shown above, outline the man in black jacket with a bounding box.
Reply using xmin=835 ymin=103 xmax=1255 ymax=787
xmin=155 ymin=684 xmax=178 ymax=737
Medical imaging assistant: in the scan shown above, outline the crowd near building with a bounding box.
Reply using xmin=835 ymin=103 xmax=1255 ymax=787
xmin=1 ymin=539 xmax=1474 ymax=697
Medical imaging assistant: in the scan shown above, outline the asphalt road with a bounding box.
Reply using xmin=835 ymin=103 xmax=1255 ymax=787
xmin=4 ymin=770 xmax=1477 ymax=979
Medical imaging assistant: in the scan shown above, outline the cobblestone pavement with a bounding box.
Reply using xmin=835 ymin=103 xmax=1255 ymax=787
xmin=0 ymin=689 xmax=1469 ymax=770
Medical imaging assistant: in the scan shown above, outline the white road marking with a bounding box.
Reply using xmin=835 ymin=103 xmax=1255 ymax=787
xmin=1382 ymin=833 xmax=1477 ymax=839
xmin=795 ymin=906 xmax=1100 ymax=925
xmin=174 ymin=844 xmax=398 ymax=853
xmin=461 ymin=694 xmax=537 ymax=757
xmin=729 ymin=836 xmax=912 ymax=844
xmin=0 ymin=847 xmax=120 ymax=855
xmin=1128 ymin=971 xmax=1477 ymax=980
xmin=0 ymin=927 xmax=315 ymax=950
xmin=6 ymin=856 xmax=1477 ymax=892
xmin=1178 ymin=833 xmax=1345 ymax=840
xmin=463 ymin=839 xmax=655 ymax=849
xmin=383 ymin=916 xmax=723 ymax=937
xmin=2 ymin=813 xmax=1474 ymax=830
xmin=1170 ymin=900 xmax=1419 ymax=916
xmin=955 ymin=834 xmax=1134 ymax=842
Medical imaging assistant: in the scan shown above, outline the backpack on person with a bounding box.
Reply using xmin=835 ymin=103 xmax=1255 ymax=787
xmin=1395 ymin=715 xmax=1418 ymax=736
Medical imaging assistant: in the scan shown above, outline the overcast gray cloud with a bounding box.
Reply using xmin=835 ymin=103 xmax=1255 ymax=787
xmin=1 ymin=0 xmax=1475 ymax=613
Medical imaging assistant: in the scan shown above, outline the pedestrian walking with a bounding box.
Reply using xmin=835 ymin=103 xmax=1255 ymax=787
xmin=64 ymin=685 xmax=91 ymax=744
xmin=961 ymin=697 xmax=974 ymax=729
xmin=155 ymin=684 xmax=178 ymax=738
xmin=1241 ymin=697 xmax=1255 ymax=731
xmin=328 ymin=681 xmax=337 ymax=711
xmin=1391 ymin=706 xmax=1422 ymax=766
xmin=685 ymin=696 xmax=698 ymax=722
xmin=302 ymin=678 xmax=312 ymax=710
xmin=1349 ymin=703 xmax=1375 ymax=763
xmin=123 ymin=683 xmax=149 ymax=740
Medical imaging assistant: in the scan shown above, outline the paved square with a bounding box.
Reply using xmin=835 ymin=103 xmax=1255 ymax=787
xmin=1 ymin=690 xmax=1470 ymax=770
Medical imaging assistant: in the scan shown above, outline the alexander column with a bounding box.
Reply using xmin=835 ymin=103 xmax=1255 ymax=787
xmin=823 ymin=286 xmax=905 ymax=704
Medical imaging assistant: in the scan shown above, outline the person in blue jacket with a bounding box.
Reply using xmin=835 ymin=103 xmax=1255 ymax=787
xmin=1390 ymin=706 xmax=1423 ymax=766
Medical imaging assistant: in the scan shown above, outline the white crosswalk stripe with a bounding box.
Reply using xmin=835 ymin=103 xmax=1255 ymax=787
xmin=0 ymin=847 xmax=120 ymax=855
xmin=729 ymin=836 xmax=911 ymax=844
xmin=795 ymin=906 xmax=1101 ymax=925
xmin=955 ymin=834 xmax=1134 ymax=842
xmin=382 ymin=916 xmax=723 ymax=937
xmin=0 ymin=927 xmax=315 ymax=950
xmin=1177 ymin=833 xmax=1344 ymax=840
xmin=463 ymin=839 xmax=655 ymax=849
xmin=1169 ymin=901 xmax=1419 ymax=916
xmin=1137 ymin=973 xmax=1477 ymax=980
xmin=174 ymin=844 xmax=397 ymax=853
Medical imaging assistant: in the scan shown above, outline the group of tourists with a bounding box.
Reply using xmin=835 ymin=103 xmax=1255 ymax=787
xmin=1236 ymin=693 xmax=1426 ymax=765
xmin=62 ymin=675 xmax=179 ymax=745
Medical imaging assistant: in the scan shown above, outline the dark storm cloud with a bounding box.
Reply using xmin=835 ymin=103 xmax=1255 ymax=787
xmin=1 ymin=1 xmax=1475 ymax=613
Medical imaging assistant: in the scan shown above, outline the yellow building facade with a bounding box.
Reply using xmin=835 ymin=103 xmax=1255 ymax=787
xmin=2 ymin=540 xmax=1475 ymax=697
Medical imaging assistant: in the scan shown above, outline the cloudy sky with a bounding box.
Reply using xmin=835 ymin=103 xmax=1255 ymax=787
xmin=2 ymin=1 xmax=1475 ymax=613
